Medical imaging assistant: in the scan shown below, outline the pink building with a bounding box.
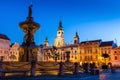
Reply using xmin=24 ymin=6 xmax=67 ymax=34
xmin=111 ymin=46 xmax=120 ymax=66
xmin=0 ymin=34 xmax=10 ymax=61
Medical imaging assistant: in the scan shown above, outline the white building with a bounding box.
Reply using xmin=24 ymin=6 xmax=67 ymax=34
xmin=38 ymin=20 xmax=80 ymax=62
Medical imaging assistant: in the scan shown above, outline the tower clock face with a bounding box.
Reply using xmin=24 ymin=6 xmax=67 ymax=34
xmin=57 ymin=30 xmax=64 ymax=37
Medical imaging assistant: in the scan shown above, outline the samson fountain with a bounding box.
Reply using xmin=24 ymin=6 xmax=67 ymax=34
xmin=19 ymin=5 xmax=40 ymax=62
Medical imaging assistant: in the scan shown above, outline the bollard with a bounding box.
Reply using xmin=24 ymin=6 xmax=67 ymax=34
xmin=30 ymin=60 xmax=36 ymax=76
xmin=58 ymin=62 xmax=64 ymax=76
xmin=73 ymin=62 xmax=79 ymax=74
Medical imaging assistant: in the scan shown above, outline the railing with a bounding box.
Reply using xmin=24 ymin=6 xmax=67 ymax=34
xmin=0 ymin=61 xmax=81 ymax=77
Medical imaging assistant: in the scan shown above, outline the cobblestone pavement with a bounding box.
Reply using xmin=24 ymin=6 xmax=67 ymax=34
xmin=2 ymin=70 xmax=120 ymax=80
xmin=80 ymin=70 xmax=120 ymax=80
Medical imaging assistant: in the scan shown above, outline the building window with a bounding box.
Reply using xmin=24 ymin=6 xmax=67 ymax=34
xmin=85 ymin=56 xmax=87 ymax=60
xmin=96 ymin=55 xmax=98 ymax=59
xmin=75 ymin=51 xmax=77 ymax=53
xmin=91 ymin=56 xmax=92 ymax=60
xmin=95 ymin=49 xmax=97 ymax=53
xmin=84 ymin=50 xmax=86 ymax=53
xmin=0 ymin=50 xmax=2 ymax=53
xmin=90 ymin=49 xmax=92 ymax=53
xmin=115 ymin=56 xmax=117 ymax=60
xmin=74 ymin=40 xmax=77 ymax=44
xmin=80 ymin=50 xmax=81 ymax=54
xmin=63 ymin=54 xmax=65 ymax=60
xmin=75 ymin=56 xmax=77 ymax=59
xmin=71 ymin=56 xmax=73 ymax=58
xmin=80 ymin=56 xmax=82 ymax=60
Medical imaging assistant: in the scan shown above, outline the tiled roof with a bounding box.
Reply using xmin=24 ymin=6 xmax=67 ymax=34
xmin=0 ymin=34 xmax=10 ymax=40
xmin=81 ymin=39 xmax=101 ymax=44
xmin=100 ymin=41 xmax=113 ymax=47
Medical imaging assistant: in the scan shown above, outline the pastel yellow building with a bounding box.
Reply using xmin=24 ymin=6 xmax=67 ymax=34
xmin=9 ymin=42 xmax=19 ymax=61
xmin=79 ymin=40 xmax=101 ymax=65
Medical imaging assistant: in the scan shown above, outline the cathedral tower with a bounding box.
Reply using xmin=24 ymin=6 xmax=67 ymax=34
xmin=44 ymin=37 xmax=49 ymax=47
xmin=54 ymin=20 xmax=64 ymax=47
xmin=74 ymin=32 xmax=79 ymax=44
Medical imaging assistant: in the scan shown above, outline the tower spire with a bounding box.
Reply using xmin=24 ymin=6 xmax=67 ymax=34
xmin=74 ymin=32 xmax=79 ymax=38
xmin=58 ymin=17 xmax=63 ymax=30
xmin=74 ymin=32 xmax=79 ymax=44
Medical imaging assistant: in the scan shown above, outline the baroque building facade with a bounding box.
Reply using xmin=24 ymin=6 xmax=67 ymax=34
xmin=79 ymin=40 xmax=117 ymax=66
xmin=38 ymin=20 xmax=79 ymax=62
xmin=38 ymin=20 xmax=118 ymax=66
xmin=0 ymin=34 xmax=10 ymax=61
xmin=111 ymin=46 xmax=120 ymax=66
xmin=9 ymin=42 xmax=19 ymax=61
xmin=0 ymin=34 xmax=19 ymax=61
xmin=79 ymin=40 xmax=101 ymax=65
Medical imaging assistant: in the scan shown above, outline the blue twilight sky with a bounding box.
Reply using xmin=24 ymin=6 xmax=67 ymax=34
xmin=0 ymin=0 xmax=120 ymax=45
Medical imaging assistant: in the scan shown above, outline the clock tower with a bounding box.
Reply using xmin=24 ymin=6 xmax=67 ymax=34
xmin=54 ymin=20 xmax=64 ymax=47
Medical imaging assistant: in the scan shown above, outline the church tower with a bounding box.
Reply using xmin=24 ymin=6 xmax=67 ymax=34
xmin=44 ymin=37 xmax=49 ymax=47
xmin=74 ymin=32 xmax=79 ymax=44
xmin=54 ymin=20 xmax=64 ymax=47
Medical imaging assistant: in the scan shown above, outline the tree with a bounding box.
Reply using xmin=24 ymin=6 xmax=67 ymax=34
xmin=102 ymin=53 xmax=109 ymax=65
